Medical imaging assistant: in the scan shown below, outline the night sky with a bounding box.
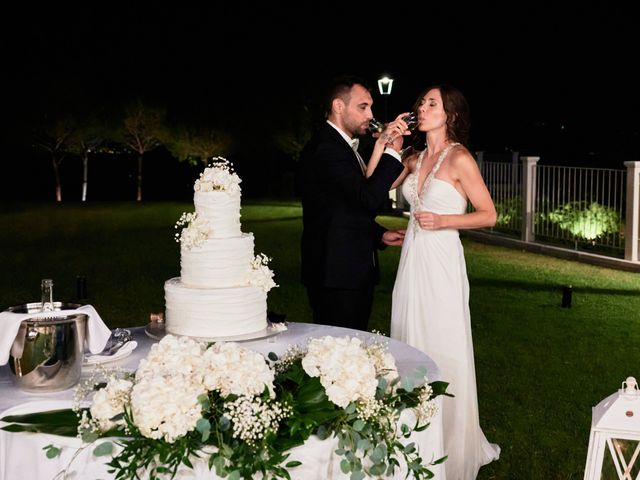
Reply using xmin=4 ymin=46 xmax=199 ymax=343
xmin=4 ymin=3 xmax=639 ymax=199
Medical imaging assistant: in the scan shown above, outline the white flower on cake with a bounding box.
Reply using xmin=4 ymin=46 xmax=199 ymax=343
xmin=301 ymin=336 xmax=379 ymax=408
xmin=248 ymin=253 xmax=278 ymax=292
xmin=194 ymin=157 xmax=241 ymax=194
xmin=174 ymin=212 xmax=211 ymax=250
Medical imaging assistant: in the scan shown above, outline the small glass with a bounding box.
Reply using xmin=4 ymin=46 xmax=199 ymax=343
xmin=41 ymin=278 xmax=54 ymax=312
xmin=402 ymin=112 xmax=419 ymax=131
xmin=368 ymin=118 xmax=384 ymax=134
xmin=368 ymin=112 xmax=419 ymax=135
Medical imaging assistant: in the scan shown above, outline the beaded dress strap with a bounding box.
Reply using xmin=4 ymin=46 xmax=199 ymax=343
xmin=419 ymin=142 xmax=460 ymax=197
xmin=410 ymin=142 xmax=460 ymax=237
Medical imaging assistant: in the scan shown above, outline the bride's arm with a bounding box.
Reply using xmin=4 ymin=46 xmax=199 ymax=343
xmin=389 ymin=149 xmax=416 ymax=189
xmin=367 ymin=143 xmax=410 ymax=190
xmin=365 ymin=137 xmax=388 ymax=178
xmin=366 ymin=114 xmax=412 ymax=186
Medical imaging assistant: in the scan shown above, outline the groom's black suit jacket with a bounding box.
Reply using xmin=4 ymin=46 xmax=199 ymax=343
xmin=298 ymin=123 xmax=404 ymax=290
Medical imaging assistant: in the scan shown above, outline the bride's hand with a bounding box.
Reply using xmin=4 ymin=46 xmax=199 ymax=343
xmin=378 ymin=113 xmax=412 ymax=149
xmin=414 ymin=211 xmax=443 ymax=230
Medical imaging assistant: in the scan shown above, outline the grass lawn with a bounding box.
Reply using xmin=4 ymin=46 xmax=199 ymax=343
xmin=1 ymin=201 xmax=639 ymax=479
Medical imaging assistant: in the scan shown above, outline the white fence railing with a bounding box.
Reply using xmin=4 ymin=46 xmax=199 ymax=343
xmin=475 ymin=154 xmax=639 ymax=263
xmin=391 ymin=155 xmax=639 ymax=265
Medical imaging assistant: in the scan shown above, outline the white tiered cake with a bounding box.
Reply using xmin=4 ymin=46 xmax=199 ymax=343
xmin=164 ymin=158 xmax=277 ymax=338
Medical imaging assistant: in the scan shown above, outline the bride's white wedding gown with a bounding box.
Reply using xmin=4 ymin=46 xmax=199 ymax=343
xmin=391 ymin=146 xmax=500 ymax=480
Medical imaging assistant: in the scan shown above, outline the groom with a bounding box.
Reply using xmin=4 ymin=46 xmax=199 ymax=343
xmin=297 ymin=75 xmax=405 ymax=331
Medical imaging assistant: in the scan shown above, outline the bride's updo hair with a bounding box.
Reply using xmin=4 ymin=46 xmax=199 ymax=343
xmin=412 ymin=84 xmax=471 ymax=146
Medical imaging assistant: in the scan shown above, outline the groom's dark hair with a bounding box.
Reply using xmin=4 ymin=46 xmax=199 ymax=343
xmin=323 ymin=75 xmax=371 ymax=118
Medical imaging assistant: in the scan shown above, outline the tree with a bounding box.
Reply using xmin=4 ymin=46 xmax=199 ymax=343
xmin=33 ymin=115 xmax=75 ymax=202
xmin=164 ymin=124 xmax=233 ymax=166
xmin=67 ymin=115 xmax=115 ymax=201
xmin=271 ymin=104 xmax=313 ymax=162
xmin=119 ymin=101 xmax=164 ymax=201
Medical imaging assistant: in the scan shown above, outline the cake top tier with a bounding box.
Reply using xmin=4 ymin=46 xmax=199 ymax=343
xmin=194 ymin=157 xmax=241 ymax=194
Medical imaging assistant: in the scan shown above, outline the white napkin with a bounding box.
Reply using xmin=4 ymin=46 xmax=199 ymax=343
xmin=84 ymin=340 xmax=138 ymax=365
xmin=0 ymin=304 xmax=112 ymax=365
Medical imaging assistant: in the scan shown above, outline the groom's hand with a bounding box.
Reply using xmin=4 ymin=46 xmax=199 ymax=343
xmin=382 ymin=229 xmax=406 ymax=246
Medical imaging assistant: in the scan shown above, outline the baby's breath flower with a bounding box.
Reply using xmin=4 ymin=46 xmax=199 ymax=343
xmin=224 ymin=396 xmax=291 ymax=446
xmin=174 ymin=212 xmax=211 ymax=250
xmin=415 ymin=382 xmax=439 ymax=423
xmin=274 ymin=344 xmax=303 ymax=374
xmin=248 ymin=253 xmax=278 ymax=292
xmin=356 ymin=397 xmax=385 ymax=421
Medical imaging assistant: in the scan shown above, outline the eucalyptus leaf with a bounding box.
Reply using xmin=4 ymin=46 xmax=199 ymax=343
xmin=356 ymin=438 xmax=371 ymax=451
xmin=350 ymin=470 xmax=365 ymax=480
xmin=404 ymin=442 xmax=416 ymax=454
xmin=219 ymin=415 xmax=230 ymax=431
xmin=82 ymin=430 xmax=99 ymax=443
xmin=369 ymin=462 xmax=386 ymax=475
xmin=352 ymin=419 xmax=365 ymax=432
xmin=316 ymin=425 xmax=330 ymax=440
xmin=93 ymin=441 xmax=114 ymax=457
xmin=43 ymin=444 xmax=61 ymax=459
xmin=371 ymin=445 xmax=386 ymax=463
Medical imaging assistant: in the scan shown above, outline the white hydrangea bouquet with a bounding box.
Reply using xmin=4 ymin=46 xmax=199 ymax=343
xmin=1 ymin=334 xmax=449 ymax=479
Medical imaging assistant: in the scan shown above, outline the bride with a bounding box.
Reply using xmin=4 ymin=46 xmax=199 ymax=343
xmin=367 ymin=84 xmax=500 ymax=479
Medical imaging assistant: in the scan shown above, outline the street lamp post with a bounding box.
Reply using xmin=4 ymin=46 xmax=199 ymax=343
xmin=377 ymin=75 xmax=398 ymax=211
xmin=377 ymin=76 xmax=394 ymax=122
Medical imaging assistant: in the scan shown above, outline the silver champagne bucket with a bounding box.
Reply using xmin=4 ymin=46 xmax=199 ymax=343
xmin=6 ymin=302 xmax=87 ymax=392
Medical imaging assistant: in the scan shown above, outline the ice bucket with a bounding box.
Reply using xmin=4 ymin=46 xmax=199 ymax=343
xmin=7 ymin=302 xmax=87 ymax=392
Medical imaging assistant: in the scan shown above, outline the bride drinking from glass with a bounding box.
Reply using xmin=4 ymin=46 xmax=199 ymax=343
xmin=366 ymin=84 xmax=500 ymax=479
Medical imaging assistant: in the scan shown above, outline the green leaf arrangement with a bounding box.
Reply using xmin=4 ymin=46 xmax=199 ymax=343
xmin=1 ymin=335 xmax=449 ymax=479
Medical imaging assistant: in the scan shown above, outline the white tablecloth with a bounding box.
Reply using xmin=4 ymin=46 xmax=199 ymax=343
xmin=0 ymin=322 xmax=445 ymax=479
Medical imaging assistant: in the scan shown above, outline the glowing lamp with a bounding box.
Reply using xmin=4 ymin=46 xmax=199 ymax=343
xmin=584 ymin=377 xmax=640 ymax=479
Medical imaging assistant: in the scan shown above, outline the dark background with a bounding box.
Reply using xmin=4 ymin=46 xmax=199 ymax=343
xmin=3 ymin=3 xmax=639 ymax=200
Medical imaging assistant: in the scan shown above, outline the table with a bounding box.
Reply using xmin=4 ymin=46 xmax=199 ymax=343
xmin=0 ymin=323 xmax=446 ymax=479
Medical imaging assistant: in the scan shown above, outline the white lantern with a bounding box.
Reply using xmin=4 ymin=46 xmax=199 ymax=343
xmin=584 ymin=377 xmax=640 ymax=479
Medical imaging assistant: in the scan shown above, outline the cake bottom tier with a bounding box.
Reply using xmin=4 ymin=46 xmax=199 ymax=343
xmin=164 ymin=277 xmax=267 ymax=338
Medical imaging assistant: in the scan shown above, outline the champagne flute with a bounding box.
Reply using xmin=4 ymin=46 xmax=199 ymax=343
xmin=368 ymin=112 xmax=419 ymax=136
xmin=368 ymin=118 xmax=385 ymax=134
xmin=402 ymin=112 xmax=419 ymax=131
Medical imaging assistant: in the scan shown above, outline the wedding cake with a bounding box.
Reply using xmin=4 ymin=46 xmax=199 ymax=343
xmin=164 ymin=158 xmax=277 ymax=338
